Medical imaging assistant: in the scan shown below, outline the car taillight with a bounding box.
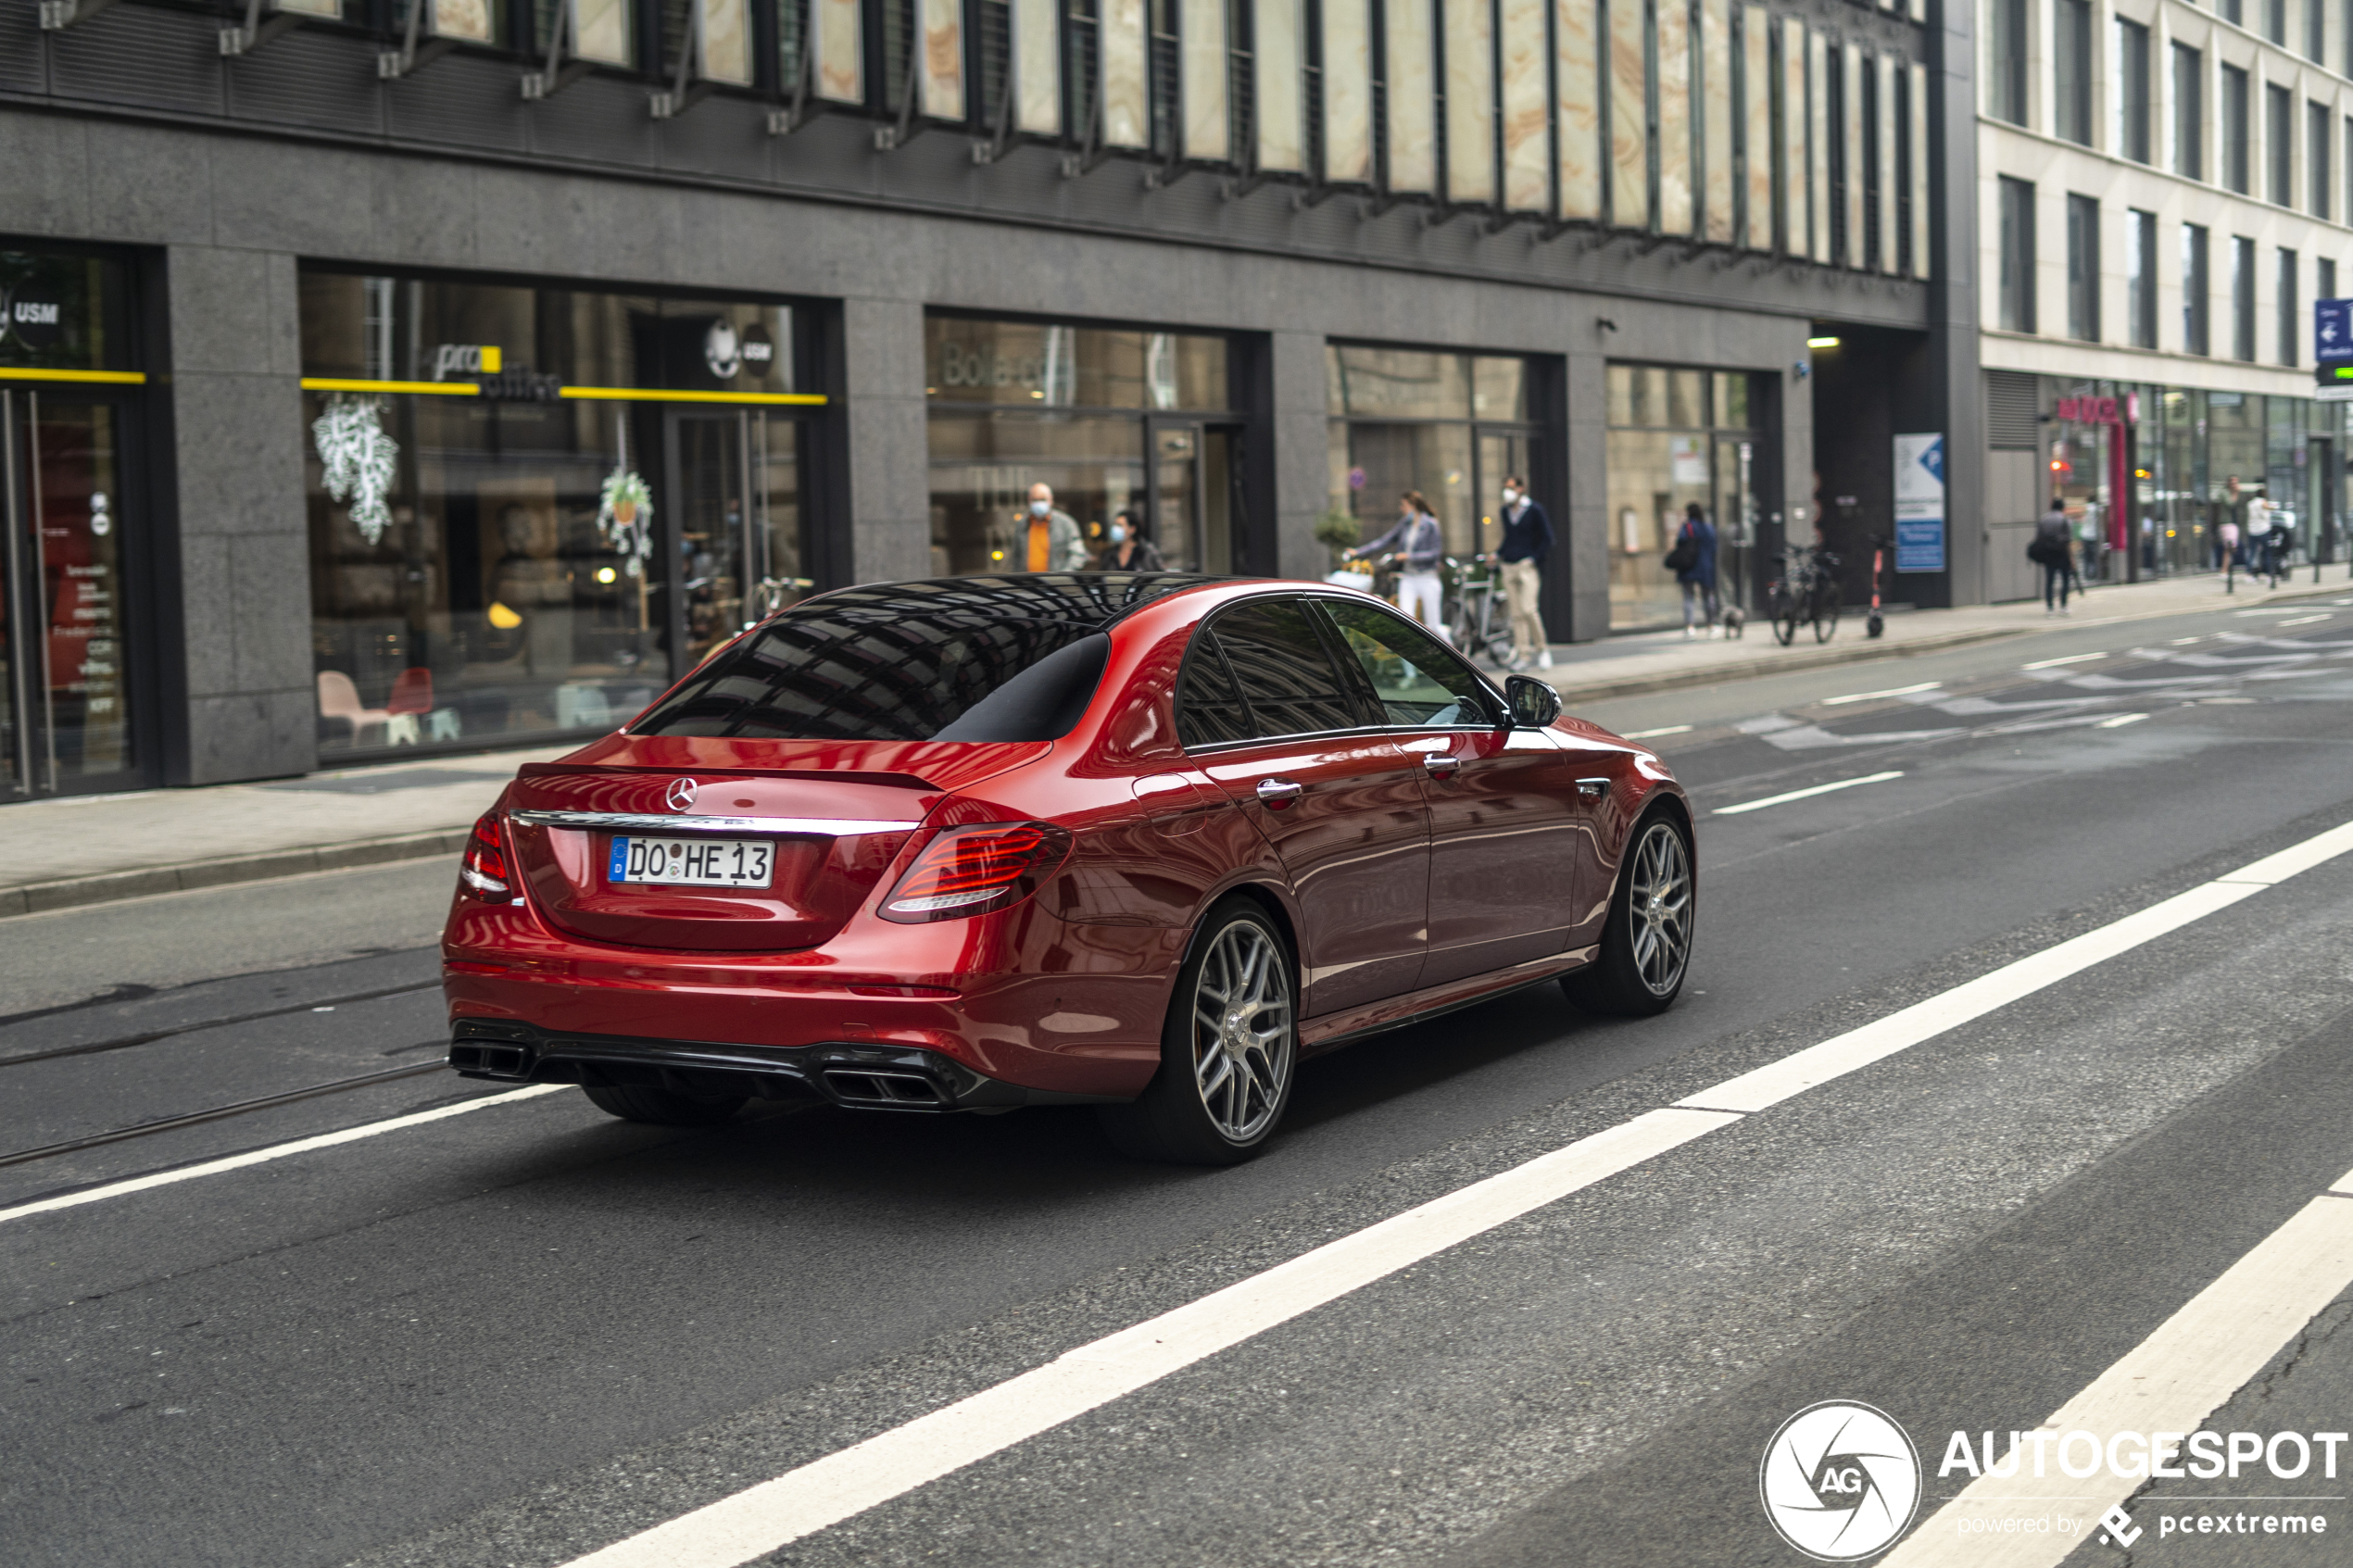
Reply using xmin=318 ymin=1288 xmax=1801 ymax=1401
xmin=879 ymin=822 xmax=1073 ymax=923
xmin=459 ymin=811 xmax=514 ymax=902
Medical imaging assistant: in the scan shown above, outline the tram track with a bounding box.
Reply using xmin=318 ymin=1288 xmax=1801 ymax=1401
xmin=0 ymin=979 xmax=441 ymax=1072
xmin=0 ymin=1055 xmax=452 ymax=1170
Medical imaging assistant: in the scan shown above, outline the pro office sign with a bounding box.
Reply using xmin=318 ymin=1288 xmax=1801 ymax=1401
xmin=1893 ymin=433 xmax=1945 ymax=573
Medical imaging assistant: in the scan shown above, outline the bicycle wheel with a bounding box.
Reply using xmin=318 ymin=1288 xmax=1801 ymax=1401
xmin=1811 ymin=582 xmax=1840 ymax=642
xmin=1770 ymin=584 xmax=1800 ymax=646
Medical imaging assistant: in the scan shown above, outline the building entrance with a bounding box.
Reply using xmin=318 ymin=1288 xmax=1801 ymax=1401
xmin=3 ymin=390 xmax=140 ymax=798
xmin=666 ymin=408 xmax=807 ymax=667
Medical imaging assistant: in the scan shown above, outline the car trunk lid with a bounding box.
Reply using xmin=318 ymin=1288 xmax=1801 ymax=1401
xmin=505 ymin=736 xmax=1048 ymax=951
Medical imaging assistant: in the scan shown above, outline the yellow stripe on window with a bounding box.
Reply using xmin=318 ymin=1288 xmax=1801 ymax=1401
xmin=300 ymin=377 xmax=480 ymax=395
xmin=558 ymin=386 xmax=828 ymax=405
xmin=0 ymin=368 xmax=147 ymax=385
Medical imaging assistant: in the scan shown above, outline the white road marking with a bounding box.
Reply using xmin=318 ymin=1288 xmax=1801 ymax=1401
xmin=560 ymin=1108 xmax=1741 ymax=1568
xmin=2093 ymin=711 xmax=2150 ymax=728
xmin=1881 ymin=1170 xmax=2353 ymax=1566
xmin=1713 ymin=771 xmax=1906 ymax=814
xmin=1623 ymin=724 xmax=1692 ymax=739
xmin=2020 ymin=651 xmax=2108 ymax=670
xmin=0 ymin=1085 xmax=568 ymax=1227
xmin=2278 ymin=613 xmax=2331 ymax=626
xmin=545 ymin=821 xmax=2353 ymax=1568
xmin=1677 ymin=819 xmax=2353 ymax=1115
xmin=1820 ymin=682 xmax=1943 ymax=705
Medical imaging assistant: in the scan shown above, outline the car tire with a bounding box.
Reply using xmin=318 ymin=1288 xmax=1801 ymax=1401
xmin=581 ymin=1084 xmax=748 ymax=1126
xmin=1561 ymin=808 xmax=1694 ymax=1018
xmin=1097 ymin=898 xmax=1298 ymax=1165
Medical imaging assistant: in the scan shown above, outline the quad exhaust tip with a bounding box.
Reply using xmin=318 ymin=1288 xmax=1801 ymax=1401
xmin=822 ymin=1070 xmax=951 ymax=1109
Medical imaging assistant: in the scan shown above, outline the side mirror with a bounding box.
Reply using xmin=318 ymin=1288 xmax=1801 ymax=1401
xmin=1504 ymin=673 xmax=1562 ymax=729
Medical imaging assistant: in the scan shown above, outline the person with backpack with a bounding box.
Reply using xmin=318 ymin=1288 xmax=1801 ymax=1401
xmin=2031 ymin=497 xmax=2073 ymax=615
xmin=1667 ymin=501 xmax=1719 ymax=639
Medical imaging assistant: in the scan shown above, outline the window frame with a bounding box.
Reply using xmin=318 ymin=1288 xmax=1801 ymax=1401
xmin=1172 ymin=591 xmax=1507 ymax=751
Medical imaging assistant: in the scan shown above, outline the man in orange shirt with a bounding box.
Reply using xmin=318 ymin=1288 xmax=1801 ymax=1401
xmin=1022 ymin=483 xmax=1087 ymax=572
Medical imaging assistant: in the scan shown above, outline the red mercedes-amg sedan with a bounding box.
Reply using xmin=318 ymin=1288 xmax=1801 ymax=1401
xmin=441 ymin=574 xmax=1693 ymax=1163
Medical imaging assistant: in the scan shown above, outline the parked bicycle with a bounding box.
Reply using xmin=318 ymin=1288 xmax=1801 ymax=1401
xmin=1766 ymin=547 xmax=1842 ymax=646
xmin=1444 ymin=556 xmax=1514 ymax=668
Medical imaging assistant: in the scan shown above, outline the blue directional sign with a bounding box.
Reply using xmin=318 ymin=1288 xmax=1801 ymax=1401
xmin=2317 ymin=298 xmax=2353 ymax=383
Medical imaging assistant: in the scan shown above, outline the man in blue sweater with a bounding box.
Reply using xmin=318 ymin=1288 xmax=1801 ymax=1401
xmin=1494 ymin=475 xmax=1554 ymax=670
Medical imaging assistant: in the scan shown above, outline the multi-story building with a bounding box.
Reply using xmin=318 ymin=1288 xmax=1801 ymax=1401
xmin=2 ymin=0 xmax=1977 ymax=797
xmin=1978 ymin=0 xmax=2353 ymax=596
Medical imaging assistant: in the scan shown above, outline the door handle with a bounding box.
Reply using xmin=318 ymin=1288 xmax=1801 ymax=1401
xmin=1423 ymin=753 xmax=1463 ymax=778
xmin=1576 ymin=777 xmax=1611 ymax=798
xmin=1254 ymin=777 xmax=1303 ymax=809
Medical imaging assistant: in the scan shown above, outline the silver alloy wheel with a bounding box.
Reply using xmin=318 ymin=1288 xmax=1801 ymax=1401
xmin=1627 ymin=821 xmax=1692 ymax=996
xmin=1189 ymin=919 xmax=1294 ymax=1143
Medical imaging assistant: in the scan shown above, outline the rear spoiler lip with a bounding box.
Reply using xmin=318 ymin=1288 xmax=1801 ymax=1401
xmin=513 ymin=762 xmax=939 ymax=790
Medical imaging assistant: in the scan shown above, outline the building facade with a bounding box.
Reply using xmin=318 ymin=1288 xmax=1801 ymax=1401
xmin=1979 ymin=0 xmax=2353 ymax=592
xmin=2 ymin=0 xmax=1977 ymax=797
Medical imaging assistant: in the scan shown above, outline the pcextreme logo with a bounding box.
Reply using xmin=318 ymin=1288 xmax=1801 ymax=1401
xmin=1760 ymin=1401 xmax=1923 ymax=1562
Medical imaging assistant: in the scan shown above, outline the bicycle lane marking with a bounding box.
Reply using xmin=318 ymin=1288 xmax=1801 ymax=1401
xmin=1712 ymin=771 xmax=1906 ymax=815
xmin=552 ymin=819 xmax=2353 ymax=1568
xmin=0 ymin=1085 xmax=569 ymax=1226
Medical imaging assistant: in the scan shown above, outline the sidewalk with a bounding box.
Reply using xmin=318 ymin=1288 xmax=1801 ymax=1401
xmin=1535 ymin=568 xmax=2353 ymax=704
xmin=4 ymin=569 xmax=2347 ymax=918
xmin=0 ymin=746 xmax=573 ymax=917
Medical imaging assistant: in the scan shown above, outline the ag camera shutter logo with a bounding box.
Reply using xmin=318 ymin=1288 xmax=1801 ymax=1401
xmin=1760 ymin=1401 xmax=1922 ymax=1561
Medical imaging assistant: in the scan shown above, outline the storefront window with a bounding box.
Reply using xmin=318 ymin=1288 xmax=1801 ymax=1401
xmin=925 ymin=317 xmax=1240 ymax=574
xmin=1325 ymin=345 xmax=1538 ymax=559
xmin=4 ymin=247 xmax=141 ymax=798
xmin=1604 ymin=365 xmax=1764 ymax=630
xmin=299 ymin=270 xmax=811 ymax=759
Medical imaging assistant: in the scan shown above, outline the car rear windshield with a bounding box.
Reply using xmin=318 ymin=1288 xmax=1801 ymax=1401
xmin=629 ymin=577 xmax=1191 ymax=742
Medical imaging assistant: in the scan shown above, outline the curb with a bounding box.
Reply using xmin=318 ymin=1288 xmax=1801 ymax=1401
xmin=1544 ymin=625 xmax=2029 ymax=705
xmin=0 ymin=828 xmax=469 ymax=920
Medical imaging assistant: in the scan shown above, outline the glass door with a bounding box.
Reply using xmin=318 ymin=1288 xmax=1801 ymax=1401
xmin=4 ymin=390 xmax=135 ymax=798
xmin=1473 ymin=431 xmax=1529 ymax=558
xmin=665 ymin=408 xmax=807 ymax=672
xmin=1714 ymin=434 xmax=1757 ymax=610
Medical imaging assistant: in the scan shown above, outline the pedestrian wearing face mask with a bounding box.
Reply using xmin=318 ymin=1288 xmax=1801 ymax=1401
xmin=1021 ymin=483 xmax=1088 ymax=573
xmin=1491 ymin=475 xmax=1554 ymax=671
xmin=1101 ymin=508 xmax=1164 ymax=571
xmin=1347 ymin=490 xmax=1453 ymax=644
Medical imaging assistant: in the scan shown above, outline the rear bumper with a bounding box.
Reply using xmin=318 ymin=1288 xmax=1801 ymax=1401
xmin=446 ymin=1020 xmax=1130 ymax=1112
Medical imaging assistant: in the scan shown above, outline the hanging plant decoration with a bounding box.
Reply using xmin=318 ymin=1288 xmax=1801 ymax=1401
xmin=598 ymin=467 xmax=655 ymax=576
xmin=311 ymin=395 xmax=400 ymax=546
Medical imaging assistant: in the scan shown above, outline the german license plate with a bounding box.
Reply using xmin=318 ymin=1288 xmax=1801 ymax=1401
xmin=608 ymin=836 xmax=774 ymax=888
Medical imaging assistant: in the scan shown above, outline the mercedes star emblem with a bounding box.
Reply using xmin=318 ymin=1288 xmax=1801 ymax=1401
xmin=665 ymin=778 xmax=698 ymax=812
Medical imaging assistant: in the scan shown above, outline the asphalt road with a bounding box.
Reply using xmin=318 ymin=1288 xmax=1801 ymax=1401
xmin=5 ymin=588 xmax=2353 ymax=1568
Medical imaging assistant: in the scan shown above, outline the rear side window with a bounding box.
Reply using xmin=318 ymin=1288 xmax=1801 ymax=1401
xmin=1175 ymin=636 xmax=1253 ymax=747
xmin=633 ymin=603 xmax=1111 ymax=742
xmin=1206 ymin=599 xmax=1364 ymax=739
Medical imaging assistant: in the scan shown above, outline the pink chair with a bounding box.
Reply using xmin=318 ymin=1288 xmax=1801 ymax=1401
xmin=317 ymin=670 xmax=415 ymax=746
xmin=387 ymin=668 xmax=434 ymax=715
